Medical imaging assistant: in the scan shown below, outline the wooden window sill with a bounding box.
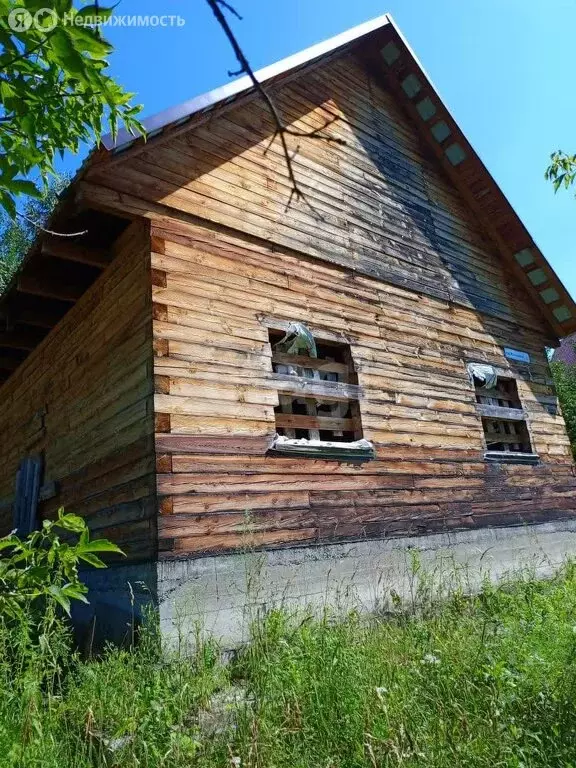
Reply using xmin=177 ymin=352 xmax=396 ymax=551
xmin=484 ymin=451 xmax=540 ymax=465
xmin=268 ymin=436 xmax=375 ymax=462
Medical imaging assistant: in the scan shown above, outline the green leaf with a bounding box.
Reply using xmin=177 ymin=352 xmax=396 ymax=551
xmin=56 ymin=513 xmax=86 ymax=533
xmin=4 ymin=179 xmax=41 ymax=197
xmin=61 ymin=582 xmax=89 ymax=602
xmin=49 ymin=27 xmax=88 ymax=80
xmin=24 ymin=0 xmax=55 ymax=11
xmin=77 ymin=552 xmax=106 ymax=569
xmin=26 ymin=565 xmax=50 ymax=581
xmin=0 ymin=191 xmax=16 ymax=219
xmin=47 ymin=585 xmax=71 ymax=615
xmin=77 ymin=539 xmax=124 ymax=555
xmin=68 ymin=25 xmax=112 ymax=59
xmin=0 ymin=536 xmax=21 ymax=551
xmin=53 ymin=0 xmax=73 ymax=14
xmin=75 ymin=4 xmax=115 ymax=22
xmin=0 ymin=80 xmax=14 ymax=100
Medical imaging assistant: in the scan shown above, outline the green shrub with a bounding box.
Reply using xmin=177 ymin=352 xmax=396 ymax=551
xmin=551 ymin=360 xmax=576 ymax=458
xmin=0 ymin=508 xmax=126 ymax=766
xmin=0 ymin=507 xmax=123 ymax=622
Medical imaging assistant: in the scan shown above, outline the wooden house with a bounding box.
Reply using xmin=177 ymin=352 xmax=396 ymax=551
xmin=552 ymin=334 xmax=576 ymax=365
xmin=2 ymin=15 xmax=576 ymax=642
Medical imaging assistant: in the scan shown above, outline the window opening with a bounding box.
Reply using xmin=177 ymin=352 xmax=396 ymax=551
xmin=267 ymin=324 xmax=374 ymax=461
xmin=471 ymin=368 xmax=533 ymax=454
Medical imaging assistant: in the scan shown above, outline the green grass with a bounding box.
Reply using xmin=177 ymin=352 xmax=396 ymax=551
xmin=4 ymin=564 xmax=576 ymax=766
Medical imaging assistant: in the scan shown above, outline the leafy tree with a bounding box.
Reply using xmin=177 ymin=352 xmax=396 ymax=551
xmin=0 ymin=0 xmax=143 ymax=216
xmin=551 ymin=360 xmax=576 ymax=459
xmin=0 ymin=175 xmax=67 ymax=294
xmin=545 ymin=151 xmax=576 ymax=193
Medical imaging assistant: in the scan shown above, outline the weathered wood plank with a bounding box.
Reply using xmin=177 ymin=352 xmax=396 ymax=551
xmin=476 ymin=404 xmax=527 ymax=421
xmin=0 ymin=222 xmax=156 ymax=559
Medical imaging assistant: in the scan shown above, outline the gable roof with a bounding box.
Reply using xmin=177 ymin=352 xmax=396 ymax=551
xmin=100 ymin=12 xmax=575 ymax=339
xmin=0 ymin=14 xmax=574 ymax=386
xmin=102 ymin=14 xmax=398 ymax=153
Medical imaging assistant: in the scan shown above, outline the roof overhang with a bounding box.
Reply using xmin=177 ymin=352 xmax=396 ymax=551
xmin=364 ymin=18 xmax=576 ymax=338
xmin=103 ymin=14 xmax=396 ymax=152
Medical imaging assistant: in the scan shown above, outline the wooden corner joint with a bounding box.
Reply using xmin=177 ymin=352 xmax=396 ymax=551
xmin=155 ymin=453 xmax=173 ymax=473
xmin=151 ymin=235 xmax=166 ymax=255
xmin=155 ymin=412 xmax=171 ymax=433
xmin=152 ymin=302 xmax=168 ymax=321
xmin=159 ymin=496 xmax=174 ymax=515
xmin=151 ymin=268 xmax=167 ymax=288
xmin=154 ymin=374 xmax=170 ymax=394
xmin=153 ymin=337 xmax=170 ymax=358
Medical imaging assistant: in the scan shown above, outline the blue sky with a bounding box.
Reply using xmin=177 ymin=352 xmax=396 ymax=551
xmin=79 ymin=0 xmax=576 ymax=295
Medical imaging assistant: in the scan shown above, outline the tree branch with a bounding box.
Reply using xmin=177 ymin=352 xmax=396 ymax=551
xmin=0 ymin=33 xmax=54 ymax=69
xmin=17 ymin=212 xmax=87 ymax=238
xmin=205 ymin=0 xmax=345 ymax=214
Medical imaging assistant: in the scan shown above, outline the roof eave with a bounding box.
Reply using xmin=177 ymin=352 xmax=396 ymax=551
xmin=102 ymin=13 xmax=393 ymax=151
xmin=370 ymin=16 xmax=576 ymax=339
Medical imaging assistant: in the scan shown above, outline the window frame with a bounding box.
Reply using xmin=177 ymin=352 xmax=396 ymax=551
xmin=468 ymin=362 xmax=539 ymax=464
xmin=263 ymin=318 xmax=374 ymax=461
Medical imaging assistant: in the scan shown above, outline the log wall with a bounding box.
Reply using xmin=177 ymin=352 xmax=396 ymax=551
xmin=0 ymin=222 xmax=156 ymax=560
xmin=151 ymin=218 xmax=575 ymax=558
xmin=81 ymin=52 xmax=576 ymax=558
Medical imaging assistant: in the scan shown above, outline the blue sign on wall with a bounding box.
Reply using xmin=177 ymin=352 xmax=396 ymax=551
xmin=504 ymin=347 xmax=531 ymax=364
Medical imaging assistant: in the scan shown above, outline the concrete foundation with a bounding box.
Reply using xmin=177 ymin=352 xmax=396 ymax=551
xmin=77 ymin=521 xmax=576 ymax=648
xmin=157 ymin=521 xmax=576 ymax=647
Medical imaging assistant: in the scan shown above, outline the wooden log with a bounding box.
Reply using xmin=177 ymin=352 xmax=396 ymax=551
xmin=155 ymin=434 xmax=273 ymax=455
xmin=271 ymin=373 xmax=362 ymax=401
xmin=274 ymin=413 xmax=354 ymax=432
xmin=17 ymin=273 xmax=84 ymax=302
xmin=476 ymin=404 xmax=526 ymax=421
xmin=271 ymin=352 xmax=350 ymax=377
xmin=41 ymin=238 xmax=112 ymax=269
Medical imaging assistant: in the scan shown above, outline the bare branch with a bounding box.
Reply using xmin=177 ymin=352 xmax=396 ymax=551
xmin=17 ymin=212 xmax=88 ymax=238
xmin=217 ymin=0 xmax=242 ymax=20
xmin=205 ymin=0 xmax=344 ymax=214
